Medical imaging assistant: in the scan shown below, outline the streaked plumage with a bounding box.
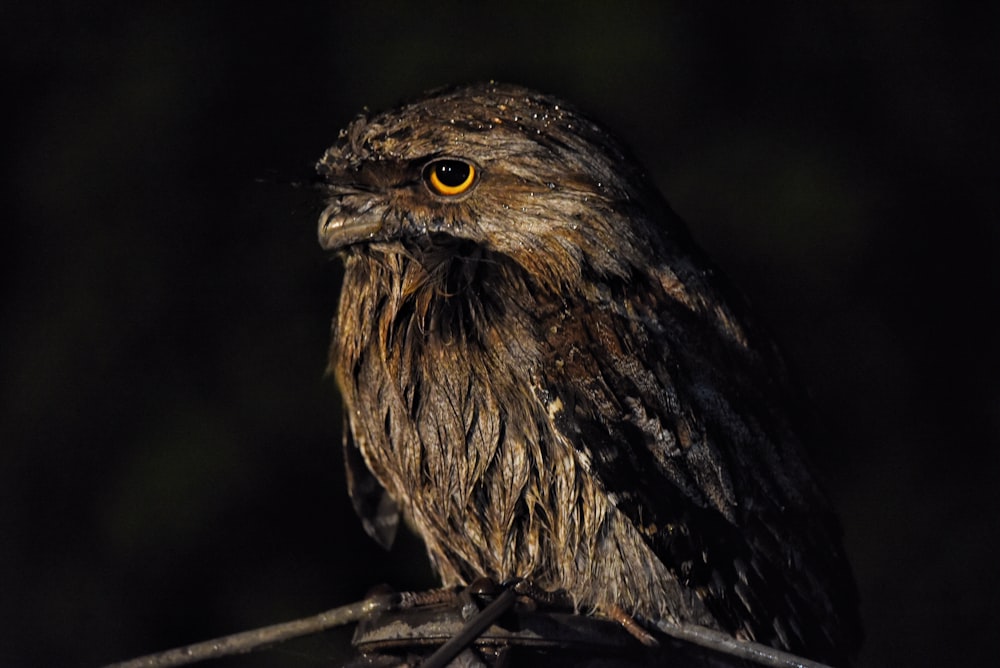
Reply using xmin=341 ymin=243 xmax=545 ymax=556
xmin=317 ymin=82 xmax=861 ymax=665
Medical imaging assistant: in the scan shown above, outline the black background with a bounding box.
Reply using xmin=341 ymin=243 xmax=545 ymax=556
xmin=3 ymin=2 xmax=997 ymax=666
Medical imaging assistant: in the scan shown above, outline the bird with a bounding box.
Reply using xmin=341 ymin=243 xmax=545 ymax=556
xmin=316 ymin=82 xmax=862 ymax=665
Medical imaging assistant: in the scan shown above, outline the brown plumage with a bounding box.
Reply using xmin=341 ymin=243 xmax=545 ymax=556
xmin=317 ymin=82 xmax=862 ymax=665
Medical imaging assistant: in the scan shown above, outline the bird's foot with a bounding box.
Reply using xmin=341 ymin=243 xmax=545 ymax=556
xmin=500 ymin=577 xmax=574 ymax=611
xmin=365 ymin=577 xmax=572 ymax=613
xmin=604 ymin=603 xmax=660 ymax=647
xmin=364 ymin=582 xmax=465 ymax=610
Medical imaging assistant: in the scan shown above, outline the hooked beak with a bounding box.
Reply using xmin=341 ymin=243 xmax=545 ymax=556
xmin=317 ymin=196 xmax=385 ymax=251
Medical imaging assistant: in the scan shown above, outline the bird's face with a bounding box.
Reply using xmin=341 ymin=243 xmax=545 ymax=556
xmin=317 ymin=83 xmax=662 ymax=292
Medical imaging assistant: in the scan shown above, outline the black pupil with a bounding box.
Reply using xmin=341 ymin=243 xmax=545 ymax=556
xmin=434 ymin=161 xmax=470 ymax=187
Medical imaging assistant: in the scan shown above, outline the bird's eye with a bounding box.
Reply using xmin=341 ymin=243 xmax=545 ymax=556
xmin=424 ymin=159 xmax=477 ymax=197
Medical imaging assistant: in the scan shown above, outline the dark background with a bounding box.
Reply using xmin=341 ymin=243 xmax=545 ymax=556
xmin=3 ymin=2 xmax=997 ymax=666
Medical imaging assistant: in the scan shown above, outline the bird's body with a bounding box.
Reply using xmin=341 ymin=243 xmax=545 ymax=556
xmin=318 ymin=83 xmax=861 ymax=664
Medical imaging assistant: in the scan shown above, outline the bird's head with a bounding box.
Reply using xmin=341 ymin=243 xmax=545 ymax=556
xmin=316 ymin=82 xmax=677 ymax=293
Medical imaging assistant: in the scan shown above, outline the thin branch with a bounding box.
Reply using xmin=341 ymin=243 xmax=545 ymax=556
xmin=102 ymin=594 xmax=396 ymax=668
xmin=653 ymin=619 xmax=835 ymax=668
xmin=104 ymin=588 xmax=839 ymax=668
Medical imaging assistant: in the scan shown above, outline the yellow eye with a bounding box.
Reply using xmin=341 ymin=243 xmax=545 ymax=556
xmin=424 ymin=159 xmax=477 ymax=196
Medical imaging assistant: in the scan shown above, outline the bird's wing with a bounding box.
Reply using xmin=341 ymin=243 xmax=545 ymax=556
xmin=343 ymin=411 xmax=400 ymax=550
xmin=532 ymin=264 xmax=860 ymax=660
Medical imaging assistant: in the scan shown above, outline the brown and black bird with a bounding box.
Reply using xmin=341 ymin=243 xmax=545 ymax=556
xmin=317 ymin=82 xmax=861 ymax=665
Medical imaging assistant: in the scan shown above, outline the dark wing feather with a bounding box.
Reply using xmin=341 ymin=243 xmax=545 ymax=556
xmin=534 ymin=262 xmax=861 ymax=662
xmin=343 ymin=411 xmax=400 ymax=550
